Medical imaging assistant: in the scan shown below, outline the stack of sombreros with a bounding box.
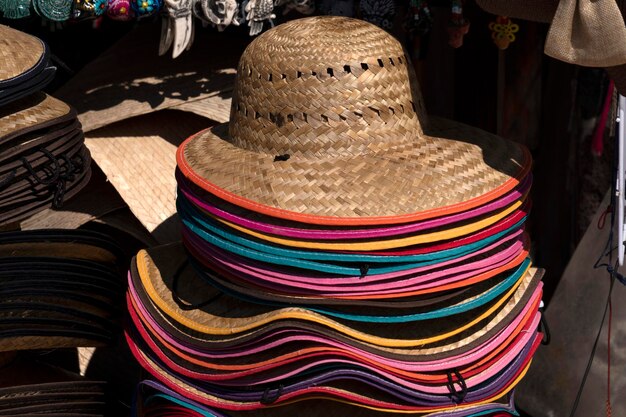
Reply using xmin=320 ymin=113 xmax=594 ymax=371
xmin=126 ymin=16 xmax=544 ymax=416
xmin=0 ymin=25 xmax=91 ymax=226
xmin=0 ymin=26 xmax=55 ymax=106
xmin=0 ymin=229 xmax=125 ymax=352
xmin=0 ymin=353 xmax=108 ymax=416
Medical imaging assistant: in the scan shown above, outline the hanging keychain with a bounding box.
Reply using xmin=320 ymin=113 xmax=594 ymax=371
xmin=0 ymin=0 xmax=31 ymax=18
xmin=159 ymin=0 xmax=195 ymax=57
xmin=71 ymin=0 xmax=108 ymax=19
xmin=359 ymin=0 xmax=395 ymax=30
xmin=488 ymin=16 xmax=519 ymax=50
xmin=447 ymin=0 xmax=469 ymax=48
xmin=282 ymin=0 xmax=314 ymax=15
xmin=130 ymin=0 xmax=162 ymax=18
xmin=318 ymin=0 xmax=354 ymax=17
xmin=107 ymin=0 xmax=133 ymax=20
xmin=486 ymin=16 xmax=519 ymax=134
xmin=243 ymin=0 xmax=276 ymax=36
xmin=404 ymin=0 xmax=433 ymax=61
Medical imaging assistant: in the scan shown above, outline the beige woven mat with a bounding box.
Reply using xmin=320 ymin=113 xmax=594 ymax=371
xmin=20 ymin=164 xmax=156 ymax=246
xmin=83 ymin=110 xmax=214 ymax=244
xmin=55 ymin=22 xmax=243 ymax=132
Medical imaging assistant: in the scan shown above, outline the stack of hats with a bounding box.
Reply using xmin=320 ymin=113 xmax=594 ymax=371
xmin=125 ymin=16 xmax=544 ymax=416
xmin=0 ymin=27 xmax=55 ymax=106
xmin=0 ymin=229 xmax=125 ymax=352
xmin=0 ymin=354 xmax=108 ymax=416
xmin=0 ymin=24 xmax=91 ymax=226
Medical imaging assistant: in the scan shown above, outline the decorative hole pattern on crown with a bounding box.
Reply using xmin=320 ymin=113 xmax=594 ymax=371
xmin=227 ymin=16 xmax=428 ymax=158
xmin=238 ymin=55 xmax=409 ymax=83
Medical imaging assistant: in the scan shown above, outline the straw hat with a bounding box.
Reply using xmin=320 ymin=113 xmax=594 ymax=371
xmin=177 ymin=16 xmax=531 ymax=226
xmin=0 ymin=355 xmax=107 ymax=415
xmin=0 ymin=229 xmax=125 ymax=352
xmin=0 ymin=25 xmax=45 ymax=86
xmin=136 ymin=380 xmax=518 ymax=417
xmin=0 ymin=25 xmax=56 ymax=106
xmin=0 ymin=93 xmax=92 ymax=226
xmin=130 ymin=243 xmax=542 ymax=357
xmin=476 ymin=0 xmax=626 ymax=94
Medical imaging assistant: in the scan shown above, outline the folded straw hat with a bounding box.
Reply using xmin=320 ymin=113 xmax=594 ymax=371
xmin=0 ymin=25 xmax=56 ymax=106
xmin=0 ymin=229 xmax=125 ymax=352
xmin=0 ymin=355 xmax=107 ymax=416
xmin=0 ymin=93 xmax=92 ymax=226
xmin=136 ymin=380 xmax=518 ymax=417
xmin=177 ymin=16 xmax=531 ymax=226
xmin=129 ymin=243 xmax=543 ymax=358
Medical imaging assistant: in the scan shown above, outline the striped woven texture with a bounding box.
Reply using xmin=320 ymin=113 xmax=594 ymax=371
xmin=0 ymin=229 xmax=125 ymax=352
xmin=0 ymin=93 xmax=92 ymax=226
xmin=0 ymin=93 xmax=71 ymax=141
xmin=0 ymin=24 xmax=43 ymax=85
xmin=0 ymin=355 xmax=108 ymax=417
xmin=125 ymin=16 xmax=545 ymax=417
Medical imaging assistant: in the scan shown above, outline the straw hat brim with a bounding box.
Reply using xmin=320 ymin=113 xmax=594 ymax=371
xmin=134 ymin=244 xmax=541 ymax=350
xmin=178 ymin=117 xmax=531 ymax=226
xmin=137 ymin=380 xmax=516 ymax=417
xmin=126 ymin=333 xmax=533 ymax=413
xmin=0 ymin=229 xmax=123 ymax=262
xmin=0 ymin=93 xmax=73 ymax=143
xmin=0 ymin=120 xmax=80 ymax=163
xmin=127 ymin=316 xmax=538 ymax=409
xmin=130 ymin=269 xmax=542 ymax=361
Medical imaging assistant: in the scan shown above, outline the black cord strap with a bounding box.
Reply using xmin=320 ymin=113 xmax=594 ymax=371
xmin=260 ymin=385 xmax=283 ymax=405
xmin=446 ymin=368 xmax=467 ymax=404
xmin=20 ymin=149 xmax=60 ymax=185
xmin=171 ymin=258 xmax=223 ymax=311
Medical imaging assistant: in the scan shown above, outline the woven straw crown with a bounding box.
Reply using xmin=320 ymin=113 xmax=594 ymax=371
xmin=228 ymin=16 xmax=428 ymax=157
xmin=178 ymin=16 xmax=530 ymax=224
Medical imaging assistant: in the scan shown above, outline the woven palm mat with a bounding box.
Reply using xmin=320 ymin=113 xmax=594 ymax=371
xmin=20 ymin=164 xmax=157 ymax=247
xmin=83 ymin=110 xmax=214 ymax=244
xmin=55 ymin=23 xmax=246 ymax=133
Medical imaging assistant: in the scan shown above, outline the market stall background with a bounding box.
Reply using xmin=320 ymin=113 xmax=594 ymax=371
xmin=0 ymin=1 xmax=620 ymax=416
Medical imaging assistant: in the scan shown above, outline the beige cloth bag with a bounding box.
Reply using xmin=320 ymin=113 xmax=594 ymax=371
xmin=546 ymin=0 xmax=626 ymax=67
